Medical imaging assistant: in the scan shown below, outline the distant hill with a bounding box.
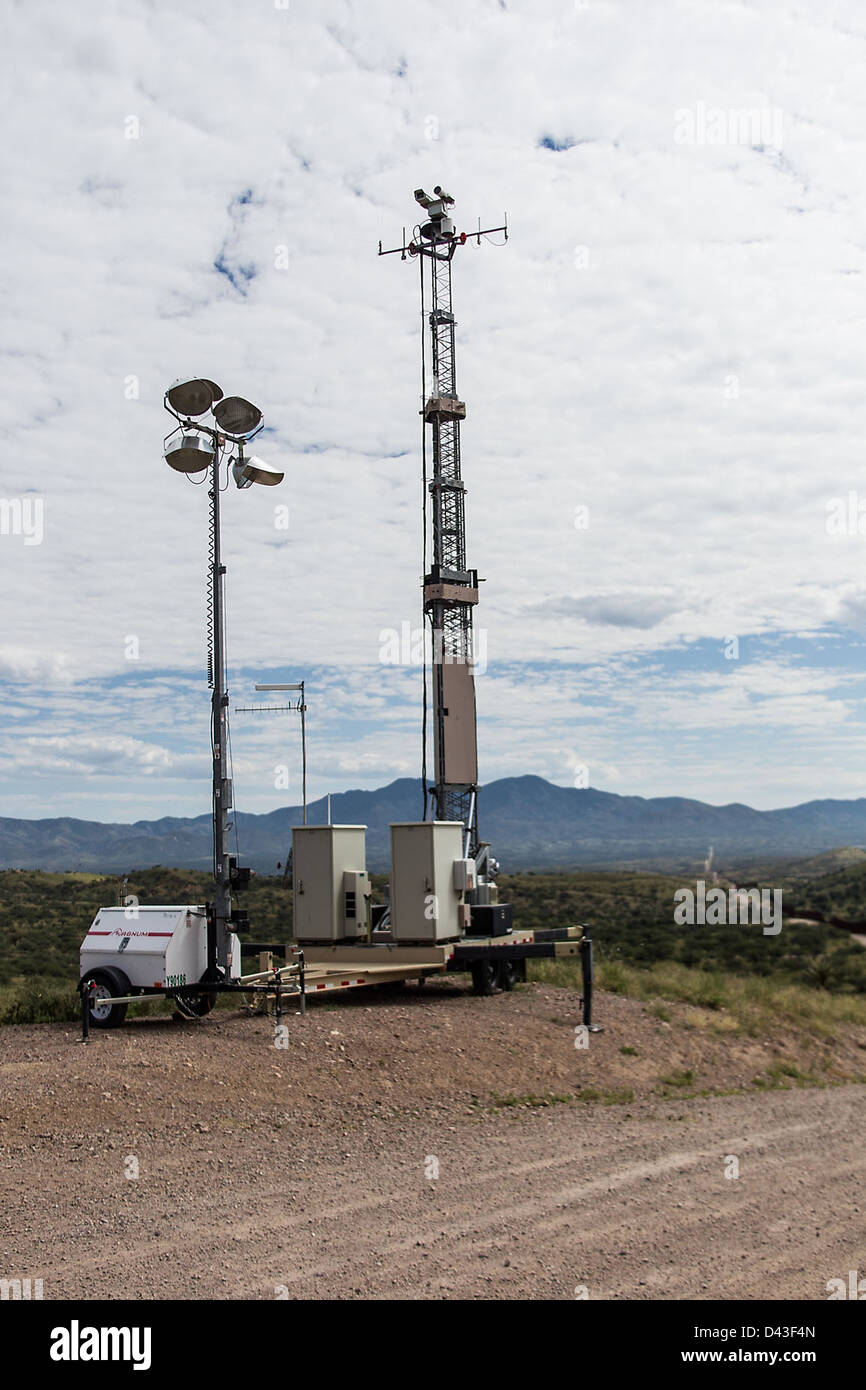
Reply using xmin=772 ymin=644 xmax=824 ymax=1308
xmin=3 ymin=776 xmax=866 ymax=873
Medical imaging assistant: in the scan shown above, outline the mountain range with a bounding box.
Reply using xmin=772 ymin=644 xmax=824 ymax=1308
xmin=3 ymin=777 xmax=866 ymax=873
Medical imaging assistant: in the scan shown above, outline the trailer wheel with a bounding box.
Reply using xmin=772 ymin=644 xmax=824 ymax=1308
xmin=499 ymin=961 xmax=519 ymax=991
xmin=174 ymin=989 xmax=217 ymax=1019
xmin=471 ymin=960 xmax=500 ymax=996
xmin=79 ymin=968 xmax=130 ymax=1029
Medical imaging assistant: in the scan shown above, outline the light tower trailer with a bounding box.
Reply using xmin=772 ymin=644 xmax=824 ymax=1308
xmin=74 ymin=373 xmax=307 ymax=1038
xmin=77 ymin=904 xmax=308 ymax=1035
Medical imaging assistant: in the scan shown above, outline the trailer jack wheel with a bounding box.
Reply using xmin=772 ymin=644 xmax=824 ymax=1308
xmin=174 ymin=990 xmax=217 ymax=1020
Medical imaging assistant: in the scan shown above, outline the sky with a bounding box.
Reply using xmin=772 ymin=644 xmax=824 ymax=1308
xmin=4 ymin=0 xmax=866 ymax=822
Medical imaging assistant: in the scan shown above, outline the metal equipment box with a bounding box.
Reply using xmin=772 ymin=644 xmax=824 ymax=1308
xmin=293 ymin=825 xmax=369 ymax=942
xmin=390 ymin=821 xmax=466 ymax=942
xmin=468 ymin=903 xmax=513 ymax=938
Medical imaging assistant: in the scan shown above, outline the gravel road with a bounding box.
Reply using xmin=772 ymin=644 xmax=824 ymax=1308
xmin=1 ymin=979 xmax=864 ymax=1300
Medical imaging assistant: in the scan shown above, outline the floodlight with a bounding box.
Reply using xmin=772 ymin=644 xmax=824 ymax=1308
xmin=212 ymin=396 xmax=263 ymax=437
xmin=166 ymin=377 xmax=223 ymax=417
xmin=164 ymin=430 xmax=215 ymax=474
xmin=232 ymin=453 xmax=284 ymax=487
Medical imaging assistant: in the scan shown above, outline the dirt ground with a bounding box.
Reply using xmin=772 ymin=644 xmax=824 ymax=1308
xmin=2 ymin=978 xmax=865 ymax=1300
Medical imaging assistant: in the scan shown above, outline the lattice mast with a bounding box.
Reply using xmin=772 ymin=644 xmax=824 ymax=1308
xmin=380 ymin=188 xmax=506 ymax=863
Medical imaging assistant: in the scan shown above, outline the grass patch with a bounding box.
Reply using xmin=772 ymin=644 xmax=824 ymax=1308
xmin=765 ymin=1061 xmax=818 ymax=1086
xmin=0 ymin=978 xmax=79 ymax=1025
xmin=485 ymin=1085 xmax=635 ymax=1110
xmin=620 ymin=1045 xmax=638 ymax=1056
xmin=529 ymin=957 xmax=866 ymax=1040
xmin=597 ymin=961 xmax=630 ymax=995
xmin=659 ymin=1068 xmax=695 ymax=1088
xmin=681 ymin=1005 xmax=740 ymax=1033
xmin=575 ymin=1086 xmax=635 ymax=1105
xmin=770 ymin=1060 xmax=807 ymax=1079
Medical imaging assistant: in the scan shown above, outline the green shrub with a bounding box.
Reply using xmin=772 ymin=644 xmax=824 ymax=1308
xmin=0 ymin=979 xmax=80 ymax=1024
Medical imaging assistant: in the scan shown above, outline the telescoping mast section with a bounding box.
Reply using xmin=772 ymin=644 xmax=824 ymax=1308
xmin=379 ymin=188 xmax=507 ymax=875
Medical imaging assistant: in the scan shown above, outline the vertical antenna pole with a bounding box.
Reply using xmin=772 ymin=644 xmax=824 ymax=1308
xmin=300 ymin=682 xmax=307 ymax=825
xmin=210 ymin=444 xmax=232 ymax=976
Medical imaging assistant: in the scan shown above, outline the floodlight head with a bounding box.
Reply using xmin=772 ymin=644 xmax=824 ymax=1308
xmin=232 ymin=453 xmax=284 ymax=487
xmin=212 ymin=395 xmax=263 ymax=438
xmin=433 ymin=186 xmax=454 ymax=204
xmin=166 ymin=377 xmax=223 ymax=418
xmin=164 ymin=430 xmax=215 ymax=474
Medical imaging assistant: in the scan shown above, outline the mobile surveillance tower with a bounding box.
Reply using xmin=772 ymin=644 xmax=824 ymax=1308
xmin=379 ymin=188 xmax=507 ymax=899
xmin=76 ymin=203 xmax=596 ymax=1032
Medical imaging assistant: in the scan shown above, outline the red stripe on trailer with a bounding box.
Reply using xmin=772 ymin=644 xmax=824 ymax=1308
xmin=86 ymin=930 xmax=174 ymax=938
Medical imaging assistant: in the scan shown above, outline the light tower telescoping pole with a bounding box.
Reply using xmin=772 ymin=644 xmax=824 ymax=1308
xmin=162 ymin=377 xmax=285 ymax=978
xmin=379 ymin=188 xmax=507 ymax=868
xmin=209 ymin=448 xmax=232 ymax=976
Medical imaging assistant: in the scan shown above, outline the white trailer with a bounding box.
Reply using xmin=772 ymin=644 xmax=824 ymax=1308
xmin=79 ymin=905 xmax=242 ymax=1029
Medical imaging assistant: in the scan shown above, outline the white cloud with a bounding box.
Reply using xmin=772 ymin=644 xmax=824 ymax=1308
xmin=5 ymin=734 xmax=202 ymax=781
xmin=5 ymin=0 xmax=866 ymax=821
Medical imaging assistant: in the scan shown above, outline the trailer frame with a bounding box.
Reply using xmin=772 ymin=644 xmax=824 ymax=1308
xmin=78 ymin=925 xmax=599 ymax=1040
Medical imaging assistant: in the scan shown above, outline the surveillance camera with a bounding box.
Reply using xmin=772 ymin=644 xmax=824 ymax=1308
xmin=414 ymin=188 xmax=432 ymax=208
xmin=433 ymin=186 xmax=454 ymax=204
xmin=231 ymin=458 xmax=254 ymax=489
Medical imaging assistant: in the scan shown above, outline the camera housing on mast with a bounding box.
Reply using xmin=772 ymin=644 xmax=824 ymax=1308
xmin=414 ymin=186 xmax=456 ymax=244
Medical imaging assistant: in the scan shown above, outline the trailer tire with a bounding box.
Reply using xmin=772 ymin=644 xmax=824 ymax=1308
xmin=471 ymin=960 xmax=500 ymax=996
xmin=174 ymin=988 xmax=217 ymax=1019
xmin=79 ymin=968 xmax=130 ymax=1029
xmin=499 ymin=961 xmax=519 ymax=991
